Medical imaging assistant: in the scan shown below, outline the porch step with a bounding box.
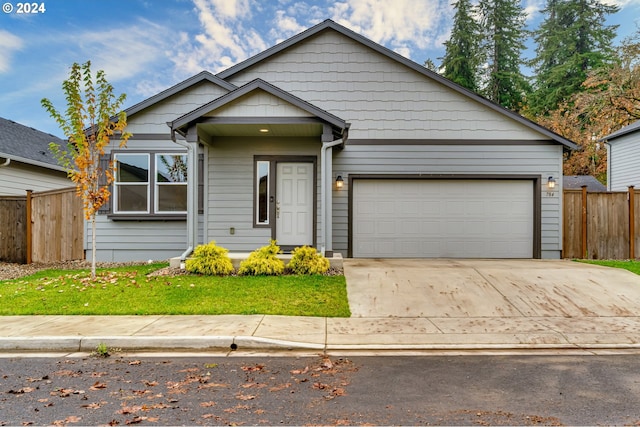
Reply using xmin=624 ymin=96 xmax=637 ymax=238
xmin=169 ymin=252 xmax=343 ymax=270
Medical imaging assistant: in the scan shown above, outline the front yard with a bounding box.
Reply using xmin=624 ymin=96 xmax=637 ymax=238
xmin=0 ymin=263 xmax=351 ymax=317
xmin=578 ymin=259 xmax=640 ymax=275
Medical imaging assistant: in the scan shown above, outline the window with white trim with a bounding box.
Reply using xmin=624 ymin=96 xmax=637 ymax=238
xmin=113 ymin=152 xmax=188 ymax=214
xmin=255 ymin=160 xmax=270 ymax=225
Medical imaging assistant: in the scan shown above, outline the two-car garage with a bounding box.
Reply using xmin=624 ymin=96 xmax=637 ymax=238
xmin=351 ymin=178 xmax=538 ymax=258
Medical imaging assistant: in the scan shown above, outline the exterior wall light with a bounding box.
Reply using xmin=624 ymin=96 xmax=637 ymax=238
xmin=336 ymin=175 xmax=344 ymax=189
xmin=548 ymin=176 xmax=556 ymax=190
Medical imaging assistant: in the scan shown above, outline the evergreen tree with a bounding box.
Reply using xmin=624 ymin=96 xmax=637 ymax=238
xmin=477 ymin=0 xmax=530 ymax=111
xmin=441 ymin=0 xmax=481 ymax=91
xmin=529 ymin=0 xmax=619 ymax=115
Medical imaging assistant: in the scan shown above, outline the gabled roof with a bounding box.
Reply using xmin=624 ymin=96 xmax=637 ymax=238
xmin=123 ymin=71 xmax=237 ymax=118
xmin=563 ymin=175 xmax=607 ymax=192
xmin=218 ymin=19 xmax=578 ymax=150
xmin=600 ymin=119 xmax=640 ymax=142
xmin=0 ymin=117 xmax=66 ymax=171
xmin=170 ymin=78 xmax=348 ymax=136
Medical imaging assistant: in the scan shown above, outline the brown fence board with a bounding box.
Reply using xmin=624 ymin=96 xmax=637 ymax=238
xmin=562 ymin=190 xmax=583 ymax=259
xmin=31 ymin=187 xmax=83 ymax=263
xmin=0 ymin=196 xmax=27 ymax=262
xmin=586 ymin=192 xmax=628 ymax=259
xmin=0 ymin=188 xmax=83 ymax=264
xmin=563 ymin=187 xmax=640 ymax=260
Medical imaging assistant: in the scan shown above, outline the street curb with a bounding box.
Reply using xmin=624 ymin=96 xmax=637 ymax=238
xmin=3 ymin=336 xmax=640 ymax=353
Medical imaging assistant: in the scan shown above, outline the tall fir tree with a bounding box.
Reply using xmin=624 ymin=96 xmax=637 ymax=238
xmin=477 ymin=0 xmax=530 ymax=111
xmin=529 ymin=0 xmax=619 ymax=115
xmin=441 ymin=0 xmax=482 ymax=91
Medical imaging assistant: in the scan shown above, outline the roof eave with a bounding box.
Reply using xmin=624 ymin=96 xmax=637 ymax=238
xmin=0 ymin=153 xmax=67 ymax=172
xmin=121 ymin=71 xmax=237 ymax=120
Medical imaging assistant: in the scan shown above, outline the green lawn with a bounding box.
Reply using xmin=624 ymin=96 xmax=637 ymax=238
xmin=578 ymin=259 xmax=640 ymax=275
xmin=0 ymin=263 xmax=351 ymax=317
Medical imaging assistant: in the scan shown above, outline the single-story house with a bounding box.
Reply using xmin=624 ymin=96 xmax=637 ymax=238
xmin=563 ymin=175 xmax=607 ymax=192
xmin=94 ymin=19 xmax=577 ymax=262
xmin=0 ymin=117 xmax=70 ymax=196
xmin=602 ymin=120 xmax=640 ymax=191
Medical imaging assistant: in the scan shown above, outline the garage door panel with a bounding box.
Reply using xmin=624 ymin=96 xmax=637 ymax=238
xmin=353 ymin=179 xmax=533 ymax=258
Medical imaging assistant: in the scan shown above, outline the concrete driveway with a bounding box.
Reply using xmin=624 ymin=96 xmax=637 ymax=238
xmin=344 ymin=258 xmax=640 ymax=318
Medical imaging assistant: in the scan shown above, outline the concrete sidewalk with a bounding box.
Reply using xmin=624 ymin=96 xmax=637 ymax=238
xmin=2 ymin=259 xmax=640 ymax=354
xmin=2 ymin=313 xmax=640 ymax=353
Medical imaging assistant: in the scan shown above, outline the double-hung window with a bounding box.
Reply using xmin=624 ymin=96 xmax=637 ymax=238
xmin=113 ymin=152 xmax=188 ymax=215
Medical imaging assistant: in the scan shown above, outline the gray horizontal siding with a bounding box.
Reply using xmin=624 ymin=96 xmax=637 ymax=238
xmin=331 ymin=144 xmax=563 ymax=257
xmin=86 ymin=215 xmax=206 ymax=262
xmin=0 ymin=163 xmax=70 ymax=196
xmin=609 ymin=135 xmax=640 ymax=191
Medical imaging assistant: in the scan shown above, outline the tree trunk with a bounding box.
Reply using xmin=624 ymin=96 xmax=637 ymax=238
xmin=91 ymin=215 xmax=96 ymax=279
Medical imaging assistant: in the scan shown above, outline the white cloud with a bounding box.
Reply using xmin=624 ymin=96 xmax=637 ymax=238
xmin=522 ymin=0 xmax=545 ymax=22
xmin=72 ymin=20 xmax=168 ymax=82
xmin=270 ymin=10 xmax=306 ymax=41
xmin=0 ymin=30 xmax=24 ymax=73
xmin=168 ymin=0 xmax=267 ymax=75
xmin=329 ymin=0 xmax=452 ymax=58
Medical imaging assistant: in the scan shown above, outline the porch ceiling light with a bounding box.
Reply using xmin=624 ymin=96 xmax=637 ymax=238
xmin=336 ymin=175 xmax=344 ymax=189
xmin=548 ymin=176 xmax=556 ymax=190
xmin=259 ymin=128 xmax=269 ymax=133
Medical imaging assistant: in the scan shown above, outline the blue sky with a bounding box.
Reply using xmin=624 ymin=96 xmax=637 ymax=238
xmin=1 ymin=0 xmax=639 ymax=138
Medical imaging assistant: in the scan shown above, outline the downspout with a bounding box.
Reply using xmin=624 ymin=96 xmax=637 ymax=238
xmin=320 ymin=125 xmax=348 ymax=256
xmin=0 ymin=157 xmax=10 ymax=167
xmin=171 ymin=131 xmax=197 ymax=263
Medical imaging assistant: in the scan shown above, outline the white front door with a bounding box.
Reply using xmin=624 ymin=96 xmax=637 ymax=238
xmin=276 ymin=162 xmax=313 ymax=246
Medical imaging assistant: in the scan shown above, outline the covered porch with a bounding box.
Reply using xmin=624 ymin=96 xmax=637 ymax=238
xmin=169 ymin=79 xmax=349 ymax=260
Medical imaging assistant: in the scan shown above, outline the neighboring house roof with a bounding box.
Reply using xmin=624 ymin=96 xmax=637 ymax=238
xmin=170 ymin=78 xmax=349 ymax=140
xmin=218 ymin=19 xmax=578 ymax=151
xmin=600 ymin=119 xmax=640 ymax=142
xmin=123 ymin=71 xmax=237 ymax=118
xmin=564 ymin=175 xmax=607 ymax=192
xmin=0 ymin=117 xmax=66 ymax=171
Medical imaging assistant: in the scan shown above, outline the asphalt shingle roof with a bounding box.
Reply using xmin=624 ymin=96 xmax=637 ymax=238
xmin=563 ymin=175 xmax=607 ymax=192
xmin=0 ymin=117 xmax=66 ymax=169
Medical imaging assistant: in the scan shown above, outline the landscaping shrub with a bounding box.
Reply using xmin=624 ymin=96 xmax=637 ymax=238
xmin=185 ymin=241 xmax=234 ymax=275
xmin=288 ymin=246 xmax=330 ymax=275
xmin=238 ymin=240 xmax=285 ymax=276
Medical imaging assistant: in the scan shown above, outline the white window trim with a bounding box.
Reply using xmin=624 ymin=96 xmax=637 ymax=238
xmin=112 ymin=151 xmax=188 ymax=216
xmin=155 ymin=153 xmax=188 ymax=214
xmin=113 ymin=153 xmax=150 ymax=214
xmin=256 ymin=160 xmax=270 ymax=225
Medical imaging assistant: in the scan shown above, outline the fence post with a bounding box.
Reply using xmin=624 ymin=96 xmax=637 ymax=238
xmin=581 ymin=185 xmax=588 ymax=259
xmin=630 ymin=186 xmax=635 ymax=259
xmin=26 ymin=189 xmax=32 ymax=264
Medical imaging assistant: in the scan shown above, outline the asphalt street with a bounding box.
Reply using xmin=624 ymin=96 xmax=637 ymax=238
xmin=1 ymin=353 xmax=639 ymax=425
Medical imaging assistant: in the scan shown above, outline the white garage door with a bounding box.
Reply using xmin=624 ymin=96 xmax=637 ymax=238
xmin=353 ymin=179 xmax=534 ymax=258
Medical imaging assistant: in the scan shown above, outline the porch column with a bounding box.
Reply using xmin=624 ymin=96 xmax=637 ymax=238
xmin=175 ymin=126 xmax=199 ymax=261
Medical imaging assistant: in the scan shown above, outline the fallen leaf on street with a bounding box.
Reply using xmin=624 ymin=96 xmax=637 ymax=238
xmin=89 ymin=382 xmax=107 ymax=390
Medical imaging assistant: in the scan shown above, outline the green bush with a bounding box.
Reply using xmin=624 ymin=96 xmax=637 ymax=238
xmin=287 ymin=246 xmax=330 ymax=275
xmin=238 ymin=240 xmax=285 ymax=276
xmin=185 ymin=241 xmax=234 ymax=275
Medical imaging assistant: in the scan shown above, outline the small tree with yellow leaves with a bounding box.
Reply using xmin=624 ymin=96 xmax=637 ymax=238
xmin=42 ymin=61 xmax=131 ymax=279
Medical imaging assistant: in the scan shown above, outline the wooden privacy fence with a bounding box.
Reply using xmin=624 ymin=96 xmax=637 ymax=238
xmin=563 ymin=186 xmax=640 ymax=259
xmin=0 ymin=187 xmax=83 ymax=264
